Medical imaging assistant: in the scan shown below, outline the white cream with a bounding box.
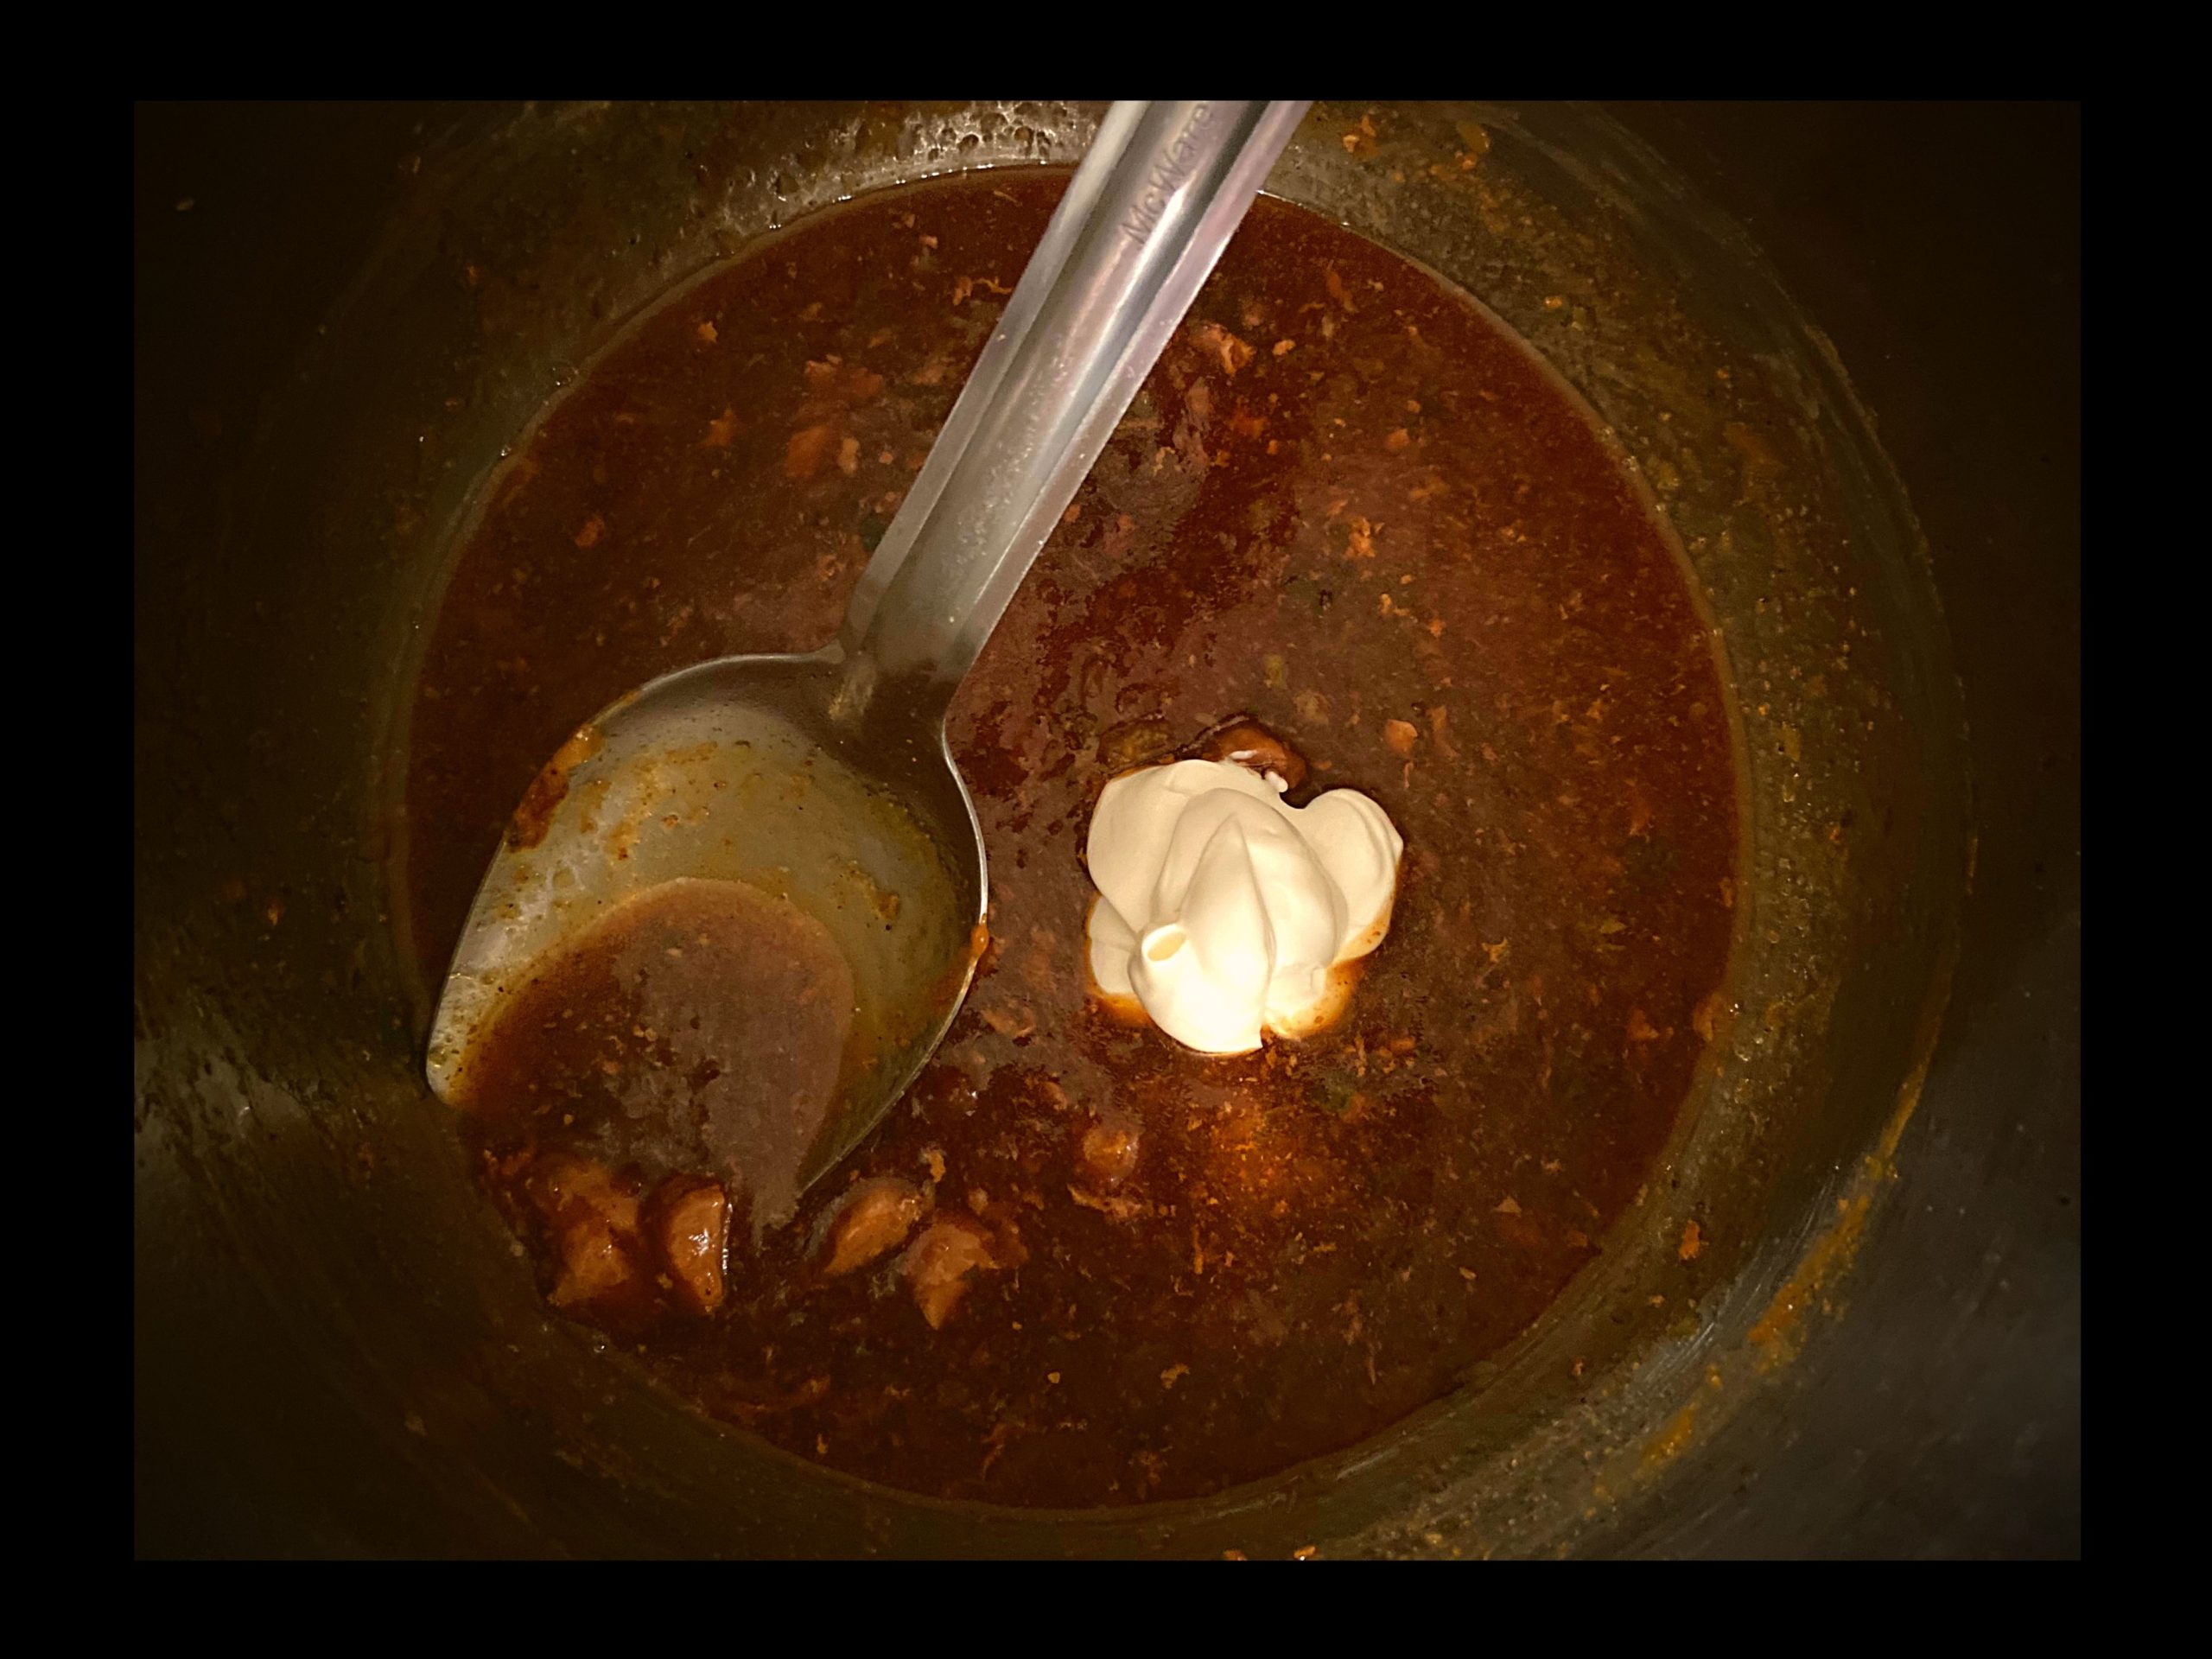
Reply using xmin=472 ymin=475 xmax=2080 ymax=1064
xmin=1085 ymin=759 xmax=1402 ymax=1054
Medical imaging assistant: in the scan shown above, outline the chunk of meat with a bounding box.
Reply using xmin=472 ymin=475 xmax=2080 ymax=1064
xmin=1099 ymin=717 xmax=1173 ymax=773
xmin=653 ymin=1178 xmax=729 ymax=1313
xmin=1191 ymin=321 xmax=1255 ymax=378
xmin=1187 ymin=715 xmax=1308 ymax=791
xmin=531 ymin=1155 xmax=644 ymax=1308
xmin=902 ymin=1217 xmax=998 ymax=1329
xmin=798 ymin=358 xmax=885 ymax=418
xmin=1069 ymin=1184 xmax=1148 ymax=1222
xmin=1078 ymin=1118 xmax=1141 ymax=1188
xmin=822 ymin=1178 xmax=927 ymax=1277
xmin=784 ymin=422 xmax=841 ymax=481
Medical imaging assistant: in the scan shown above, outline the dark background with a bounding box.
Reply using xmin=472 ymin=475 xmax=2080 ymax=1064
xmin=1599 ymin=102 xmax=2079 ymax=1557
xmin=134 ymin=101 xmax=2081 ymax=1557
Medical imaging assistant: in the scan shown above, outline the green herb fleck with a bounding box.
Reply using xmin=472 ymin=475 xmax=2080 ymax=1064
xmin=1315 ymin=1071 xmax=1360 ymax=1116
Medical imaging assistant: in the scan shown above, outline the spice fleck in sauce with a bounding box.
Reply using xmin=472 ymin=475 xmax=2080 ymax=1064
xmin=403 ymin=171 xmax=1739 ymax=1507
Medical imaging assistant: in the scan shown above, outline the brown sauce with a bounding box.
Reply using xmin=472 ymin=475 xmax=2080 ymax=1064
xmin=402 ymin=169 xmax=1740 ymax=1507
xmin=448 ymin=877 xmax=855 ymax=1242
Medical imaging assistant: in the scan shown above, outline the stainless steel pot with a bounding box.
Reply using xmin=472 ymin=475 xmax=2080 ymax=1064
xmin=133 ymin=99 xmax=2077 ymax=1557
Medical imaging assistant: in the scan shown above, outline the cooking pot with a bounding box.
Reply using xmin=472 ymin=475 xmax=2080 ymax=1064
xmin=133 ymin=99 xmax=2078 ymax=1556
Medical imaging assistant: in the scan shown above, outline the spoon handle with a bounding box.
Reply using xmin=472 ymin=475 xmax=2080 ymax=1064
xmin=838 ymin=100 xmax=1308 ymax=708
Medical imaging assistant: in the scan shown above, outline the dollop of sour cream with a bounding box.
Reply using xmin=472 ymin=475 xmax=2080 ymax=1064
xmin=1084 ymin=760 xmax=1403 ymax=1054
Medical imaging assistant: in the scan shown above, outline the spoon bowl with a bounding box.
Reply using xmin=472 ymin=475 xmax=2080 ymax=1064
xmin=427 ymin=99 xmax=1310 ymax=1213
xmin=424 ymin=648 xmax=986 ymax=1201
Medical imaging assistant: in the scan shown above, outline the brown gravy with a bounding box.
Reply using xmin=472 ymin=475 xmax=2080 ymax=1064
xmin=402 ymin=169 xmax=1740 ymax=1507
xmin=448 ymin=877 xmax=855 ymax=1245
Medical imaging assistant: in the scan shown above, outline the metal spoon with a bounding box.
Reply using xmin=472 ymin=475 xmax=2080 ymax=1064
xmin=426 ymin=100 xmax=1309 ymax=1220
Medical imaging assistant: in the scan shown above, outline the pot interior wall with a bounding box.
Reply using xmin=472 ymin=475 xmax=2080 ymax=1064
xmin=134 ymin=100 xmax=1967 ymax=1556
